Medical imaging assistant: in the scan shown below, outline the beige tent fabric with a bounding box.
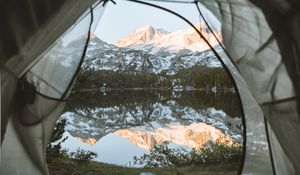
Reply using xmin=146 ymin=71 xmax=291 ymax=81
xmin=0 ymin=71 xmax=17 ymax=142
xmin=197 ymin=0 xmax=299 ymax=174
xmin=219 ymin=52 xmax=274 ymax=174
xmin=25 ymin=9 xmax=96 ymax=99
xmin=0 ymin=96 xmax=65 ymax=175
xmin=3 ymin=0 xmax=97 ymax=78
xmin=262 ymin=101 xmax=300 ymax=174
xmin=248 ymin=1 xmax=300 ymax=99
xmin=267 ymin=122 xmax=296 ymax=174
xmin=0 ymin=1 xmax=104 ymax=175
xmin=249 ymin=1 xmax=300 ymax=173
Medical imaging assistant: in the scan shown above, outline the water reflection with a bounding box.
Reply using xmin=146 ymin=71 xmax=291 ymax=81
xmin=59 ymin=90 xmax=242 ymax=167
xmin=61 ymin=132 xmax=147 ymax=167
xmin=115 ymin=122 xmax=235 ymax=151
xmin=66 ymin=90 xmax=242 ymax=117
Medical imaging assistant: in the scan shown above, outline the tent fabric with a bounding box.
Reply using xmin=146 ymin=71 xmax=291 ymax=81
xmin=267 ymin=116 xmax=296 ymax=174
xmin=249 ymin=0 xmax=300 ymax=108
xmin=25 ymin=3 xmax=104 ymax=100
xmin=0 ymin=1 xmax=104 ymax=175
xmin=0 ymin=71 xmax=17 ymax=143
xmin=0 ymin=98 xmax=65 ymax=175
xmin=25 ymin=6 xmax=97 ymax=99
xmin=197 ymin=0 xmax=299 ymax=174
xmin=218 ymin=52 xmax=274 ymax=175
xmin=0 ymin=0 xmax=67 ymax=65
xmin=2 ymin=0 xmax=97 ymax=78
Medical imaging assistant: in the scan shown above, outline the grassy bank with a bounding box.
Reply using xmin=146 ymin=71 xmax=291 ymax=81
xmin=48 ymin=159 xmax=239 ymax=175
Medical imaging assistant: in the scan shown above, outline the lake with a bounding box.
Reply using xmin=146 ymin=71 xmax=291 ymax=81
xmin=57 ymin=89 xmax=243 ymax=167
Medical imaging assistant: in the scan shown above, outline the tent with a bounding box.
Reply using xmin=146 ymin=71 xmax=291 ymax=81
xmin=0 ymin=0 xmax=299 ymax=174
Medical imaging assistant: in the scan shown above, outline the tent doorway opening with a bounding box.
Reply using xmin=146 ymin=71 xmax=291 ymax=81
xmin=46 ymin=1 xmax=245 ymax=174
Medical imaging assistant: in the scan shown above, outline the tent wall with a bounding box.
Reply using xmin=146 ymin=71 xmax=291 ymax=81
xmin=249 ymin=0 xmax=300 ymax=108
xmin=2 ymin=0 xmax=97 ymax=78
xmin=0 ymin=1 xmax=104 ymax=175
xmin=0 ymin=0 xmax=67 ymax=64
xmin=218 ymin=52 xmax=274 ymax=174
xmin=0 ymin=98 xmax=65 ymax=175
xmin=250 ymin=1 xmax=300 ymax=173
xmin=197 ymin=0 xmax=299 ymax=174
xmin=0 ymin=71 xmax=17 ymax=143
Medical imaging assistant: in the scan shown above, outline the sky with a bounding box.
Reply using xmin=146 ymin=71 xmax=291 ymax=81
xmin=94 ymin=0 xmax=220 ymax=44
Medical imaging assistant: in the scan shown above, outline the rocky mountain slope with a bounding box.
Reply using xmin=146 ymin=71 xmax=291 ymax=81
xmin=82 ymin=23 xmax=223 ymax=75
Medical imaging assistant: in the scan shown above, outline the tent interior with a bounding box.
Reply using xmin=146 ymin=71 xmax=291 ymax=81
xmin=0 ymin=0 xmax=300 ymax=174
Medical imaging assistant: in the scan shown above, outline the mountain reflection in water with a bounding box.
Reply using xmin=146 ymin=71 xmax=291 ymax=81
xmin=59 ymin=90 xmax=242 ymax=167
xmin=115 ymin=122 xmax=235 ymax=151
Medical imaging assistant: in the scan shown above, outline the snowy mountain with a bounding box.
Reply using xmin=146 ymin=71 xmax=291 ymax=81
xmin=116 ymin=24 xmax=169 ymax=47
xmin=116 ymin=22 xmax=221 ymax=53
xmin=82 ymin=24 xmax=223 ymax=75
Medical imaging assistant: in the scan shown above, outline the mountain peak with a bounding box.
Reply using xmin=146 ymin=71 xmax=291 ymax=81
xmin=135 ymin=24 xmax=154 ymax=31
xmin=116 ymin=24 xmax=169 ymax=47
xmin=115 ymin=23 xmax=221 ymax=52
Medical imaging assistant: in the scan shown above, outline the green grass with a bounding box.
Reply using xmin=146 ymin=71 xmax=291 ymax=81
xmin=48 ymin=159 xmax=239 ymax=175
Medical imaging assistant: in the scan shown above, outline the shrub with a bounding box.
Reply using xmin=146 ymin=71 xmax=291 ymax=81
xmin=134 ymin=142 xmax=242 ymax=168
xmin=47 ymin=119 xmax=97 ymax=164
xmin=134 ymin=142 xmax=190 ymax=168
xmin=199 ymin=143 xmax=242 ymax=164
xmin=47 ymin=119 xmax=69 ymax=162
xmin=70 ymin=148 xmax=97 ymax=164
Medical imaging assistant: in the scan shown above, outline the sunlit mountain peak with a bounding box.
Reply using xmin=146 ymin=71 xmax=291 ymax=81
xmin=115 ymin=24 xmax=169 ymax=47
xmin=115 ymin=23 xmax=221 ymax=52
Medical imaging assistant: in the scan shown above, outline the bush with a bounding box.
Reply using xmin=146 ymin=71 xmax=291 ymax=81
xmin=70 ymin=148 xmax=97 ymax=164
xmin=134 ymin=142 xmax=242 ymax=168
xmin=47 ymin=119 xmax=69 ymax=162
xmin=134 ymin=141 xmax=190 ymax=168
xmin=198 ymin=143 xmax=242 ymax=164
xmin=47 ymin=119 xmax=97 ymax=164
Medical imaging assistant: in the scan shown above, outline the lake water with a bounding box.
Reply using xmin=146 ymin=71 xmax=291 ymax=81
xmin=58 ymin=89 xmax=243 ymax=167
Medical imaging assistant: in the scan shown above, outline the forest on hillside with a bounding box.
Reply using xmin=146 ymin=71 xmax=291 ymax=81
xmin=75 ymin=65 xmax=233 ymax=90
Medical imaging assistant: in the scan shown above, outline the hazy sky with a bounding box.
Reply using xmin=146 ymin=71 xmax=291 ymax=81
xmin=94 ymin=0 xmax=209 ymax=44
